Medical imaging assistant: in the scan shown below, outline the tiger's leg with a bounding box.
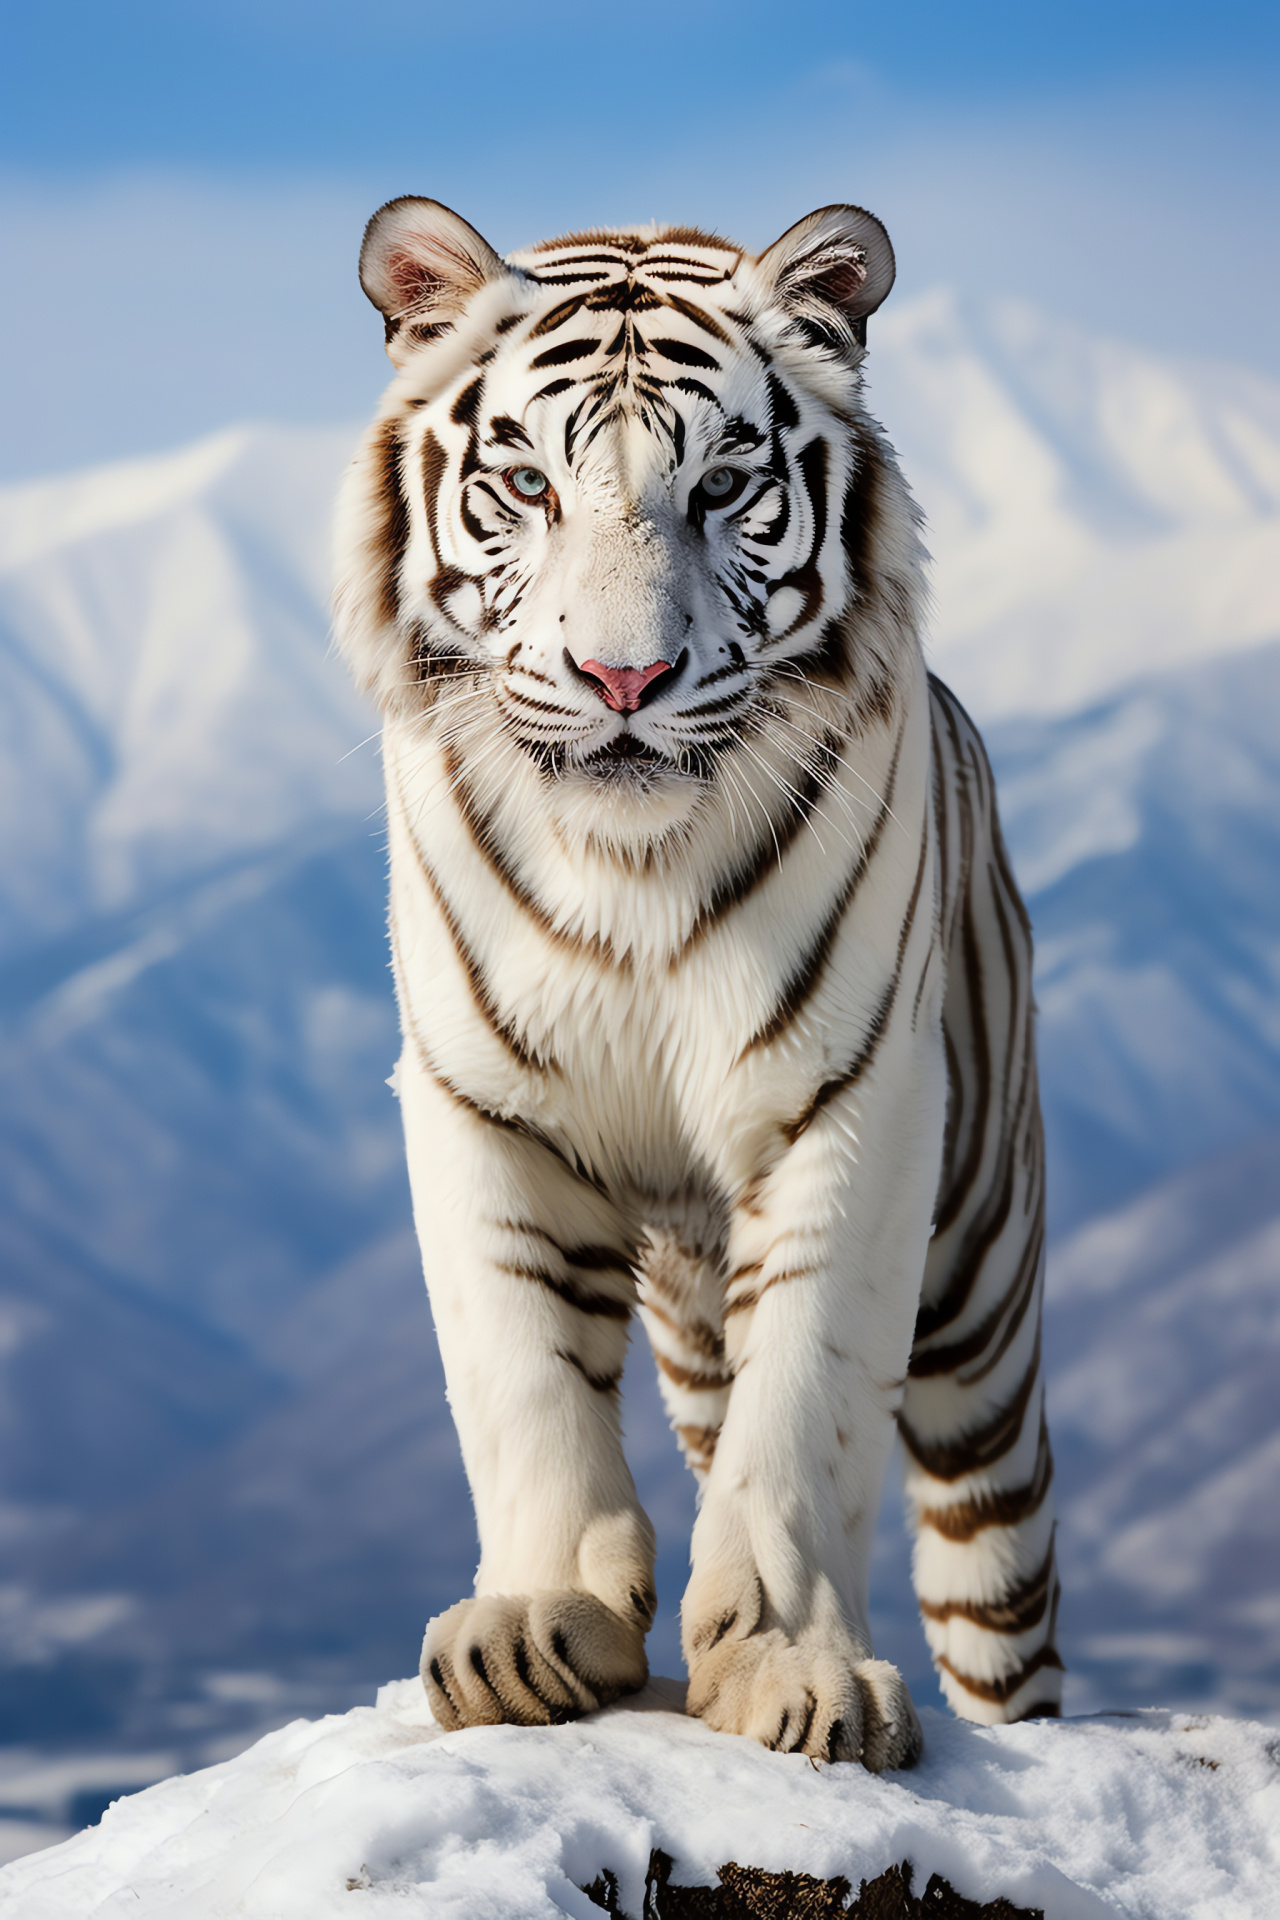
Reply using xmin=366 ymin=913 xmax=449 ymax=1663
xmin=397 ymin=1050 xmax=656 ymax=1730
xmin=899 ymin=681 xmax=1063 ymax=1725
xmin=636 ymin=1204 xmax=732 ymax=1484
xmin=681 ymin=972 xmax=945 ymax=1771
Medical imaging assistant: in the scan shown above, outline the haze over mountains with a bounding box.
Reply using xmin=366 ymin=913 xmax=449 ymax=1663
xmin=1 ymin=294 xmax=1278 ymax=1799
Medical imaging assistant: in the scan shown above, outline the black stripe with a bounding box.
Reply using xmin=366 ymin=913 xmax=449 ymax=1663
xmin=935 ymin=1641 xmax=1064 ymax=1707
xmin=678 ymin=757 xmax=827 ymax=954
xmin=448 ymin=754 xmax=627 ymax=971
xmin=910 ymin=1186 xmax=1044 ymax=1382
xmin=649 ymin=337 xmax=721 ymax=370
xmin=530 ymin=378 xmax=576 ymax=405
xmin=740 ymin=720 xmax=907 ymax=1055
xmin=764 ymin=437 xmax=828 ymax=639
xmin=497 ymin=1262 xmax=631 ymax=1320
xmin=918 ymin=1535 xmax=1058 ymax=1636
xmin=420 ymin=429 xmax=449 ymax=571
xmin=899 ymin=1328 xmax=1042 ymax=1482
xmin=558 ymin=1350 xmax=623 ymax=1394
xmin=531 ymin=337 xmax=600 ymax=368
xmin=931 ymin=892 xmax=994 ymax=1241
xmin=781 ymin=803 xmax=930 ymax=1144
xmin=489 ymin=414 xmax=533 ymax=451
xmin=914 ymin=1416 xmax=1054 ymax=1541
xmin=528 ymin=295 xmax=589 ymax=338
xmin=662 ymin=292 xmax=732 ymax=342
xmin=451 ymin=378 xmax=484 ymax=427
xmin=394 ymin=822 xmax=546 ymax=1072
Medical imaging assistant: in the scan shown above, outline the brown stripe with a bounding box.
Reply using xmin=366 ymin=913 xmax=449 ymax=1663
xmin=640 ymin=1296 xmax=726 ymax=1363
xmin=723 ymin=1265 xmax=817 ymax=1318
xmin=914 ymin=1417 xmax=1054 ymax=1542
xmin=739 ymin=716 xmax=905 ymax=1056
xmin=448 ymin=751 xmax=627 ymax=972
xmin=393 ymin=800 xmax=545 ymax=1072
xmin=372 ymin=417 xmax=410 ymax=627
xmin=395 ymin=993 xmax=606 ymax=1198
xmin=388 ymin=916 xmax=592 ymax=1176
xmin=654 ymin=1352 xmax=733 ymax=1393
xmin=662 ymin=291 xmax=732 ymax=343
xmin=935 ymin=1640 xmax=1064 ymax=1707
xmin=676 ymin=1422 xmax=721 ymax=1465
xmin=917 ymin=1538 xmax=1058 ymax=1635
xmin=900 ymin=1327 xmax=1041 ymax=1482
xmin=724 ymin=1259 xmax=763 ymax=1287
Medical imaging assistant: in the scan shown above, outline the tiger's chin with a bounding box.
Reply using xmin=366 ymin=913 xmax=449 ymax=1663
xmin=546 ymin=738 xmax=711 ymax=849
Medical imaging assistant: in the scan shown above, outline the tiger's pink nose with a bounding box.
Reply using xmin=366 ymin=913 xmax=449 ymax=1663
xmin=577 ymin=658 xmax=675 ymax=713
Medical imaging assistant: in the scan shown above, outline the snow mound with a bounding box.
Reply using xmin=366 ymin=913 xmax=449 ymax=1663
xmin=2 ymin=1681 xmax=1277 ymax=1920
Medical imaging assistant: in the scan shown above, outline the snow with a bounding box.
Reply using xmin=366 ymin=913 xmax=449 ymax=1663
xmin=2 ymin=1680 xmax=1278 ymax=1918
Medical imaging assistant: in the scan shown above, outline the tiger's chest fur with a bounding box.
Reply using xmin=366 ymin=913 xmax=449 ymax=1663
xmin=383 ymin=665 xmax=933 ymax=1207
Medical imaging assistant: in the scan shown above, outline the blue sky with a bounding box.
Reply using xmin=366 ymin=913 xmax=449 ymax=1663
xmin=6 ymin=1 xmax=1277 ymax=166
xmin=2 ymin=0 xmax=1278 ymax=478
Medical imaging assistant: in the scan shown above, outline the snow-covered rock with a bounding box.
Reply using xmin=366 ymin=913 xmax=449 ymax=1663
xmin=3 ymin=1680 xmax=1279 ymax=1919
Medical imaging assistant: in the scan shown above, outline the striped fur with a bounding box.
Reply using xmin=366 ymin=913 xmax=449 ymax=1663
xmin=334 ymin=199 xmax=1060 ymax=1765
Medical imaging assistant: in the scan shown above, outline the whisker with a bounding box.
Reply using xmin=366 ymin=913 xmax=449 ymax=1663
xmin=736 ymin=738 xmax=844 ymax=862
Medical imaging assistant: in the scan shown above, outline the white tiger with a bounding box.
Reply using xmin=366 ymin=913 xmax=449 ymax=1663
xmin=334 ymin=197 xmax=1062 ymax=1771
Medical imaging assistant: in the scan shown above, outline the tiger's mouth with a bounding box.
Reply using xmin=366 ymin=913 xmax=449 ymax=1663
xmin=578 ymin=732 xmax=675 ymax=784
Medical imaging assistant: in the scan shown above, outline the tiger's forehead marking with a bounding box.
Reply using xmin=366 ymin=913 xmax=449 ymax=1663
xmin=479 ymin=238 xmax=769 ymax=474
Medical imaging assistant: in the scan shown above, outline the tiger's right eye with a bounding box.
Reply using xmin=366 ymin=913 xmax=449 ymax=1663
xmin=506 ymin=466 xmax=551 ymax=501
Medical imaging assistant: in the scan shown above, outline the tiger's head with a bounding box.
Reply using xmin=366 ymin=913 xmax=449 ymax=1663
xmin=335 ymin=199 xmax=925 ymax=844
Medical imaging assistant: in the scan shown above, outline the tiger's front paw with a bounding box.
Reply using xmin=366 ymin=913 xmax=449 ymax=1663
xmin=686 ymin=1629 xmax=922 ymax=1772
xmin=421 ymin=1590 xmax=649 ymax=1730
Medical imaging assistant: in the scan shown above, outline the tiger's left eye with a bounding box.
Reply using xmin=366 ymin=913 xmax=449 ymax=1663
xmin=696 ymin=466 xmax=749 ymax=509
xmin=506 ymin=466 xmax=550 ymax=501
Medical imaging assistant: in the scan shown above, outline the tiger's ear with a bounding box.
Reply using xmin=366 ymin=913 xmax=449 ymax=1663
xmin=359 ymin=197 xmax=508 ymax=364
xmin=755 ymin=205 xmax=895 ymax=350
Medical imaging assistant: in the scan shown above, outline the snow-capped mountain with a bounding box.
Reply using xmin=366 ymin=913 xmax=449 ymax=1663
xmin=874 ymin=289 xmax=1280 ymax=719
xmin=1 ymin=296 xmax=1278 ymax=1814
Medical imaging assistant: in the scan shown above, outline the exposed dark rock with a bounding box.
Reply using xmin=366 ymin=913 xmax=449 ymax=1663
xmin=581 ymin=1850 xmax=1043 ymax=1919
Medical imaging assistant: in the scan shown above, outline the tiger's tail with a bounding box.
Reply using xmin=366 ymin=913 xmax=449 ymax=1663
xmin=898 ymin=678 xmax=1063 ymax=1725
